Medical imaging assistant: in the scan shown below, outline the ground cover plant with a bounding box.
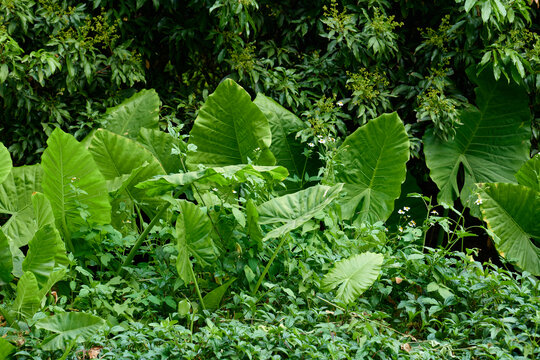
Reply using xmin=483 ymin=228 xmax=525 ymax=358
xmin=1 ymin=0 xmax=539 ymax=359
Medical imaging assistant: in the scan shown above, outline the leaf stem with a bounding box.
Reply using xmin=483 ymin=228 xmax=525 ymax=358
xmin=252 ymin=233 xmax=290 ymax=295
xmin=188 ymin=261 xmax=206 ymax=311
xmin=118 ymin=202 xmax=170 ymax=275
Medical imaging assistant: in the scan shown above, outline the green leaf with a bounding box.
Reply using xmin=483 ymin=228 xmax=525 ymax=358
xmin=321 ymin=252 xmax=384 ymax=304
xmin=37 ymin=268 xmax=68 ymax=303
xmin=36 ymin=312 xmax=106 ymax=351
xmin=0 ymin=142 xmax=12 ymax=185
xmin=138 ymin=164 xmax=288 ymax=196
xmin=100 ymin=89 xmax=160 ymax=139
xmin=138 ymin=128 xmax=186 ymax=174
xmin=202 ymin=277 xmax=236 ymax=310
xmin=22 ymin=225 xmax=59 ymax=287
xmin=333 ymin=113 xmax=409 ymax=222
xmin=515 ymin=154 xmax=539 ymax=191
xmin=186 ymin=79 xmax=275 ymax=167
xmin=257 ymin=184 xmax=343 ymax=240
xmin=0 ymin=231 xmax=13 ymax=285
xmin=0 ymin=337 xmax=15 ymax=359
xmin=12 ymin=271 xmax=40 ymax=320
xmin=41 ymin=128 xmax=111 ymax=236
xmin=254 ymin=94 xmax=313 ymax=186
xmin=424 ymin=67 xmax=530 ymax=206
xmin=477 ymin=183 xmax=540 ymax=275
xmin=245 ymin=199 xmax=262 ymax=246
xmin=176 ymin=200 xmax=218 ymax=284
xmin=89 ymin=129 xmax=165 ymax=218
xmin=0 ymin=165 xmax=42 ymax=248
xmin=32 ymin=192 xmax=55 ymax=229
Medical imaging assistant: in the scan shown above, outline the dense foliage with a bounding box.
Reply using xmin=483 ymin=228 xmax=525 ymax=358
xmin=1 ymin=0 xmax=539 ymax=359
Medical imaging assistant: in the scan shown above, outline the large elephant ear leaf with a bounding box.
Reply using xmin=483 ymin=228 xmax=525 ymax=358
xmin=257 ymin=184 xmax=343 ymax=240
xmin=12 ymin=271 xmax=41 ymax=320
xmin=322 ymin=252 xmax=384 ymax=305
xmin=254 ymin=94 xmax=316 ymax=189
xmin=515 ymin=154 xmax=539 ymax=191
xmin=0 ymin=164 xmax=42 ymax=248
xmin=333 ymin=112 xmax=409 ymax=223
xmin=35 ymin=312 xmax=106 ymax=351
xmin=100 ymin=89 xmax=160 ymax=139
xmin=477 ymin=183 xmax=540 ymax=275
xmin=22 ymin=224 xmax=60 ymax=287
xmin=41 ymin=128 xmax=111 ymax=237
xmin=0 ymin=337 xmax=15 ymax=358
xmin=0 ymin=142 xmax=12 ymax=184
xmin=138 ymin=128 xmax=186 ymax=174
xmin=176 ymin=200 xmax=218 ymax=284
xmin=0 ymin=231 xmax=13 ymax=285
xmin=186 ymin=79 xmax=275 ymax=168
xmin=424 ymin=67 xmax=530 ymax=206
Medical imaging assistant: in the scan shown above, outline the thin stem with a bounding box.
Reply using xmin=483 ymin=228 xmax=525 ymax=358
xmin=252 ymin=233 xmax=290 ymax=295
xmin=118 ymin=202 xmax=171 ymax=275
xmin=188 ymin=261 xmax=206 ymax=311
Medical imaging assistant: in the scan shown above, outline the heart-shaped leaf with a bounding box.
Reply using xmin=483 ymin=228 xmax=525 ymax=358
xmin=186 ymin=79 xmax=275 ymax=168
xmin=332 ymin=112 xmax=409 ymax=223
xmin=36 ymin=312 xmax=106 ymax=350
xmin=477 ymin=183 xmax=540 ymax=275
xmin=322 ymin=252 xmax=384 ymax=304
xmin=257 ymin=184 xmax=343 ymax=240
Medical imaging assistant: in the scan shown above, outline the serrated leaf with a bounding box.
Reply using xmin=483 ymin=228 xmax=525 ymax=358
xmin=322 ymin=252 xmax=383 ymax=304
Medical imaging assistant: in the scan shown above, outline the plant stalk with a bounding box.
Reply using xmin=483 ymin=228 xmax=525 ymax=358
xmin=118 ymin=202 xmax=171 ymax=275
xmin=188 ymin=262 xmax=206 ymax=311
xmin=252 ymin=233 xmax=290 ymax=295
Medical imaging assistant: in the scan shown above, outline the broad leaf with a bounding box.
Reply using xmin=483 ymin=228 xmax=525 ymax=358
xmin=186 ymin=79 xmax=275 ymax=167
xmin=36 ymin=312 xmax=106 ymax=350
xmin=0 ymin=165 xmax=42 ymax=248
xmin=0 ymin=337 xmax=15 ymax=359
xmin=100 ymin=89 xmax=160 ymax=139
xmin=41 ymin=128 xmax=111 ymax=236
xmin=245 ymin=199 xmax=262 ymax=246
xmin=321 ymin=252 xmax=384 ymax=304
xmin=12 ymin=271 xmax=40 ymax=319
xmin=22 ymin=225 xmax=60 ymax=287
xmin=424 ymin=68 xmax=530 ymax=206
xmin=32 ymin=192 xmax=55 ymax=229
xmin=477 ymin=183 xmax=540 ymax=275
xmin=254 ymin=94 xmax=315 ymax=187
xmin=138 ymin=164 xmax=288 ymax=196
xmin=0 ymin=142 xmax=12 ymax=185
xmin=89 ymin=129 xmax=165 ymax=220
xmin=333 ymin=112 xmax=409 ymax=222
xmin=257 ymin=184 xmax=343 ymax=240
xmin=202 ymin=277 xmax=236 ymax=310
xmin=176 ymin=200 xmax=218 ymax=284
xmin=138 ymin=128 xmax=186 ymax=174
xmin=0 ymin=231 xmax=12 ymax=285
xmin=515 ymin=154 xmax=539 ymax=191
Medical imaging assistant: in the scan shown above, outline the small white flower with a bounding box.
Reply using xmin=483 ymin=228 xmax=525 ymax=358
xmin=317 ymin=135 xmax=323 ymax=138
xmin=431 ymin=210 xmax=439 ymax=215
xmin=474 ymin=198 xmax=483 ymax=205
xmin=398 ymin=226 xmax=404 ymax=232
xmin=232 ymin=190 xmax=237 ymax=194
xmin=408 ymin=220 xmax=416 ymax=227
xmin=212 ymin=188 xmax=218 ymax=192
xmin=254 ymin=147 xmax=260 ymax=151
xmin=398 ymin=209 xmax=405 ymax=215
xmin=336 ymin=101 xmax=344 ymax=107
xmin=70 ymin=177 xmax=78 ymax=183
xmin=384 ymin=227 xmax=389 ymax=232
xmin=308 ymin=142 xmax=315 ymax=148
xmin=403 ymin=207 xmax=410 ymax=212
xmin=318 ymin=138 xmax=326 ymax=144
